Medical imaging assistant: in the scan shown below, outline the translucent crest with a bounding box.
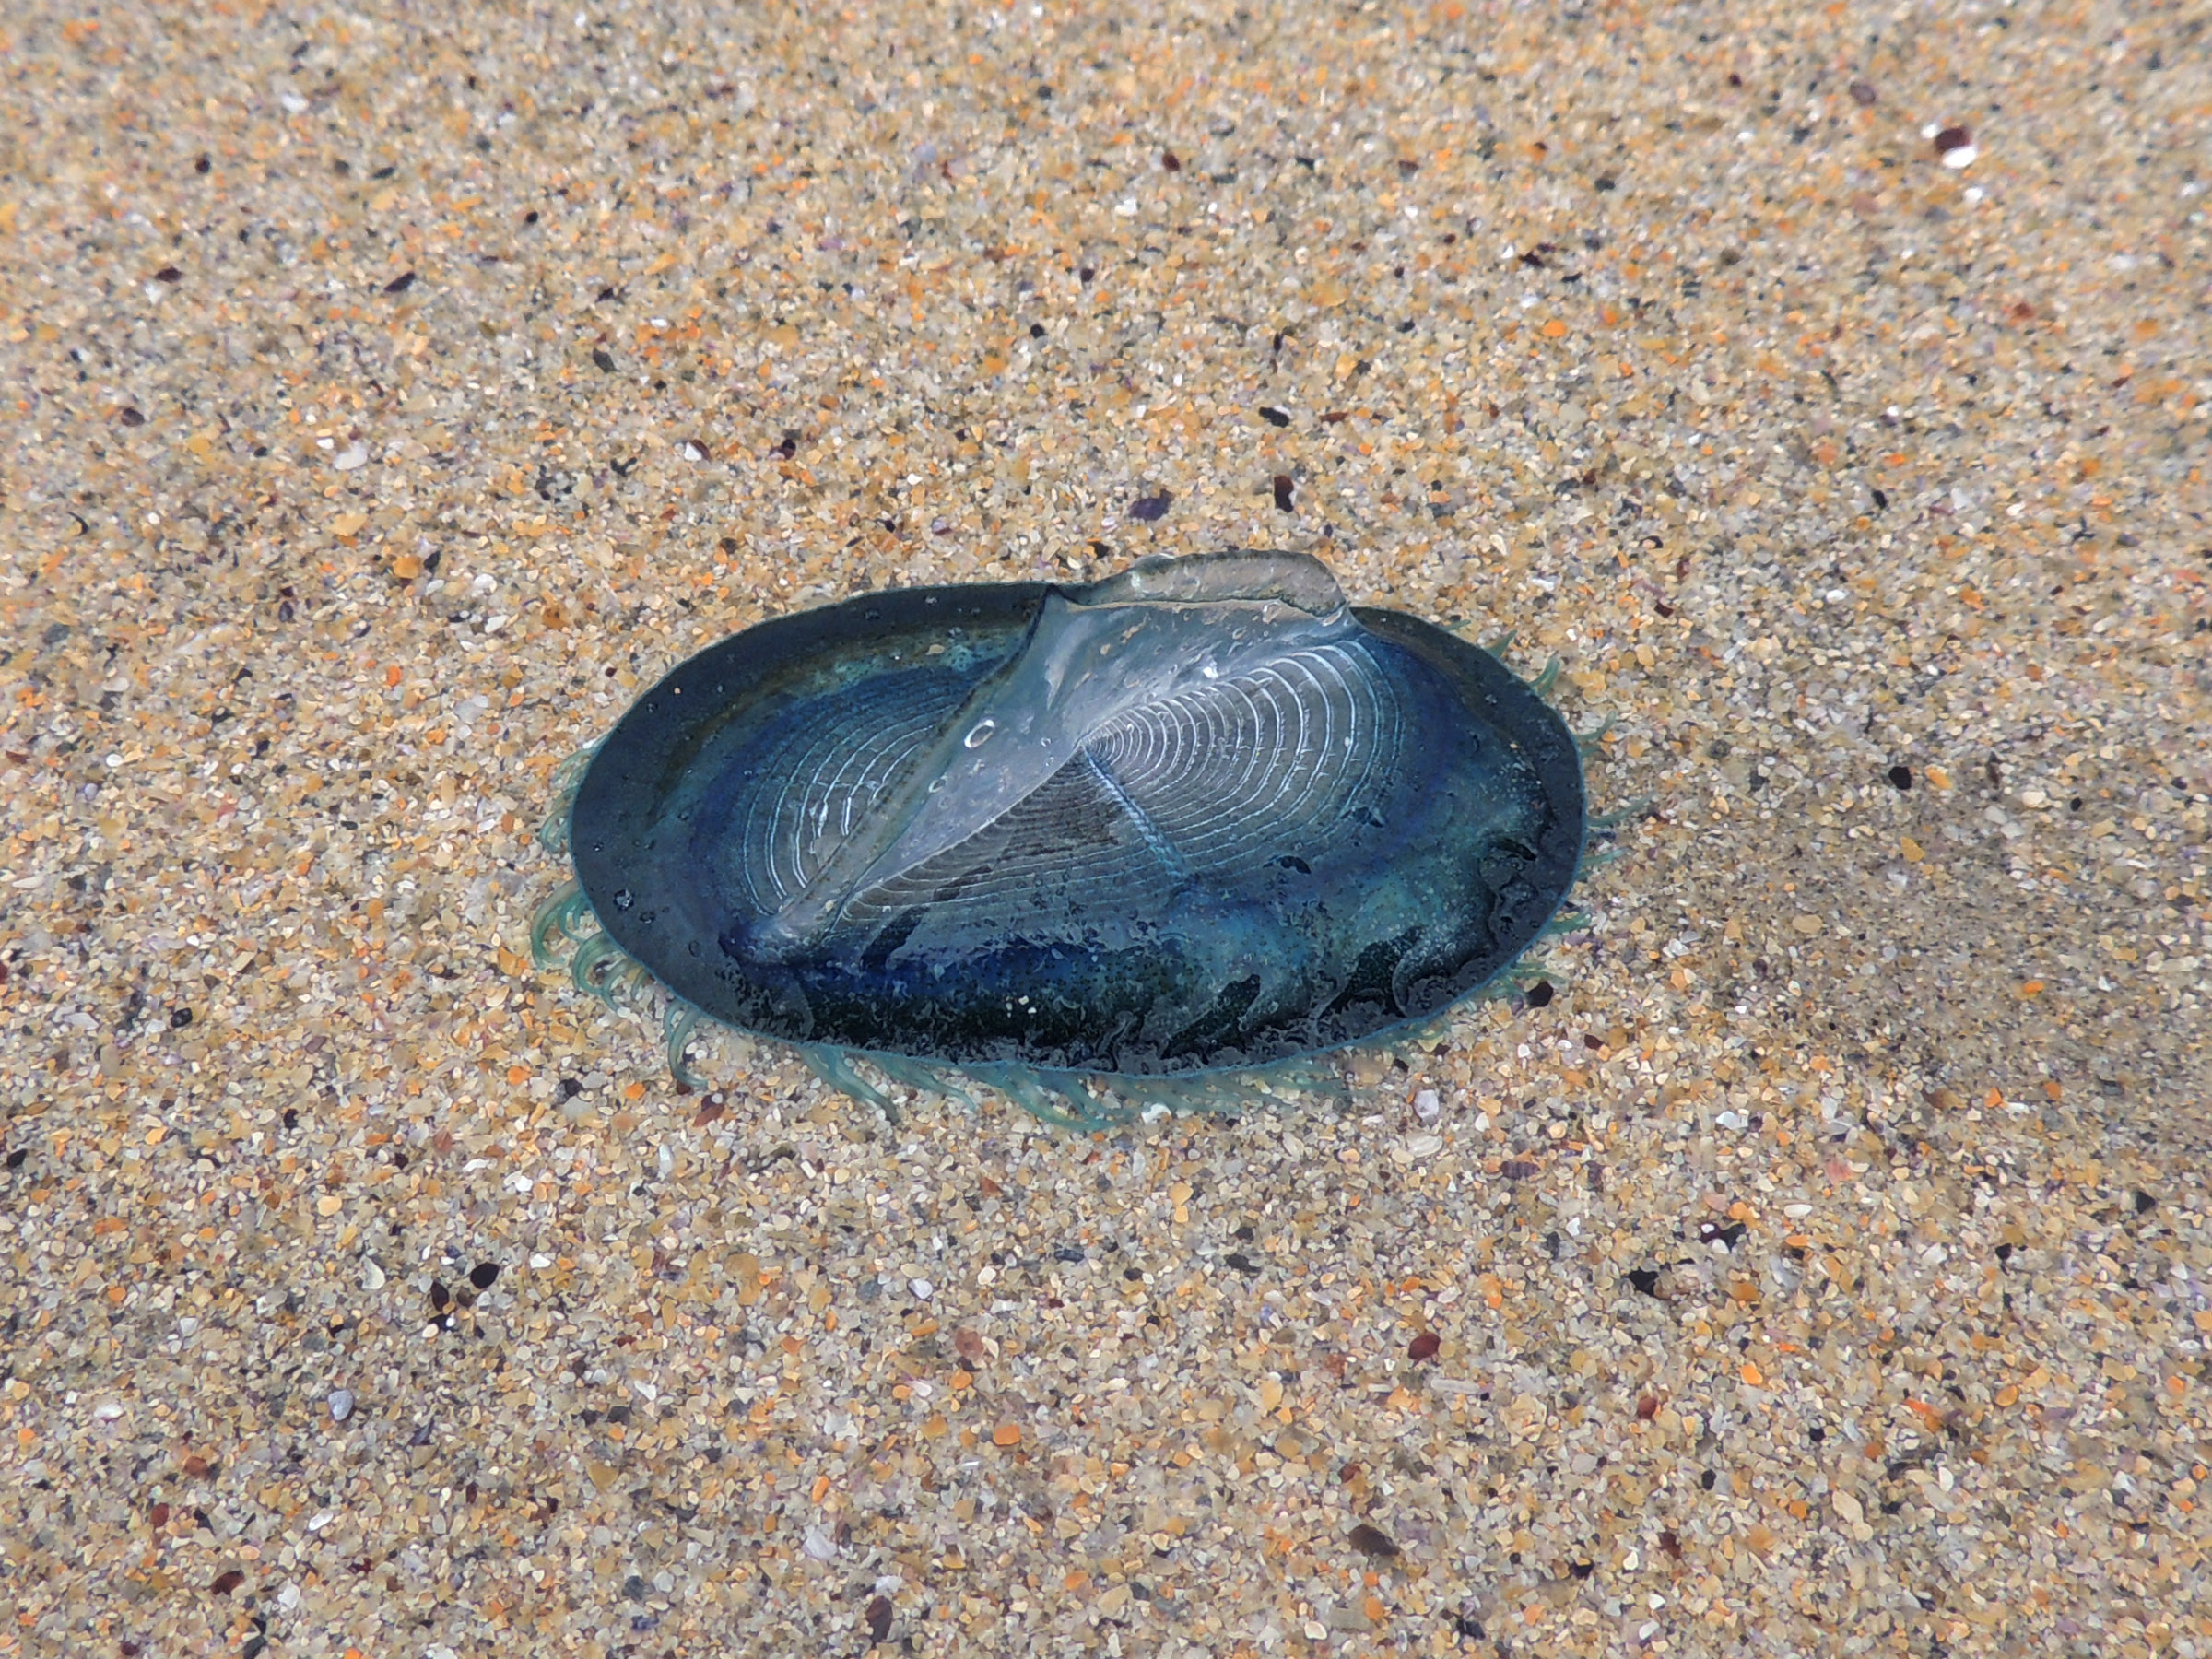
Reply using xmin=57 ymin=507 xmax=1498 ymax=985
xmin=754 ymin=551 xmax=1360 ymax=951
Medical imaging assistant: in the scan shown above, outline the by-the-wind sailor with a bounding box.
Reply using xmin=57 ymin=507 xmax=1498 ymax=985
xmin=537 ymin=551 xmax=1594 ymax=1127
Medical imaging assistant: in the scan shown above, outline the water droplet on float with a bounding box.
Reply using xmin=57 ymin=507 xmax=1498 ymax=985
xmin=964 ymin=719 xmax=996 ymax=748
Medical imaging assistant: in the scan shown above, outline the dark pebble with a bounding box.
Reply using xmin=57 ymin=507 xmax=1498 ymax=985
xmin=429 ymin=1280 xmax=451 ymax=1312
xmin=1406 ymin=1331 xmax=1441 ymax=1362
xmin=469 ymin=1261 xmax=501 ymax=1289
xmin=1525 ymin=980 xmax=1554 ymax=1007
xmin=1129 ymin=490 xmax=1171 ymax=523
xmin=1500 ymin=1159 xmax=1540 ymax=1181
xmin=1888 ymin=764 xmax=1912 ymax=791
xmin=169 ymin=1006 xmax=194 ymax=1029
xmin=1272 ymin=473 xmax=1296 ymax=512
xmin=383 ymin=270 xmax=416 ymax=294
xmin=1934 ymin=125 xmax=1971 ymax=154
xmin=209 ymin=1569 xmax=244 ymax=1595
xmin=1259 ymin=406 xmax=1291 ymax=427
xmin=1849 ymin=81 xmax=1877 ymax=106
xmin=865 ymin=1594 xmax=894 ymax=1642
xmin=1347 ymin=1522 xmax=1400 ymax=1559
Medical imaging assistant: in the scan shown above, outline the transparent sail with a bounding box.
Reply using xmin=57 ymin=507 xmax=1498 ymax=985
xmin=753 ymin=552 xmax=1369 ymax=950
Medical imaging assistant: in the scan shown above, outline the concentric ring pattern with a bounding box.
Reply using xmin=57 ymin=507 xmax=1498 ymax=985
xmin=846 ymin=641 xmax=1404 ymax=929
xmin=726 ymin=670 xmax=971 ymax=916
xmin=714 ymin=640 xmax=1405 ymax=939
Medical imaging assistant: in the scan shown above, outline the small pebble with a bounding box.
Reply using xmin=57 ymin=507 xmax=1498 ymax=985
xmin=327 ymin=1390 xmax=354 ymax=1423
xmin=1347 ymin=1522 xmax=1401 ymax=1559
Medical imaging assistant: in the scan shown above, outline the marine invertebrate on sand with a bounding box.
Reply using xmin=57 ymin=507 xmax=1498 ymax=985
xmin=536 ymin=551 xmax=1607 ymax=1129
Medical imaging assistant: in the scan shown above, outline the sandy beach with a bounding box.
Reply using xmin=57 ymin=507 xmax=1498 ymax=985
xmin=1 ymin=1 xmax=2206 ymax=1653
